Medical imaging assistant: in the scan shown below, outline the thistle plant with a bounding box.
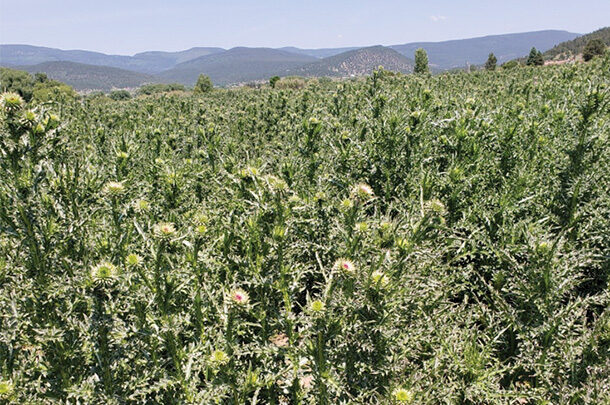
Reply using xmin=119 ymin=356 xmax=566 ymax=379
xmin=1 ymin=55 xmax=610 ymax=404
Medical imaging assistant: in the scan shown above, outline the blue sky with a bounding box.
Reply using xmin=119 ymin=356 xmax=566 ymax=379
xmin=1 ymin=0 xmax=608 ymax=55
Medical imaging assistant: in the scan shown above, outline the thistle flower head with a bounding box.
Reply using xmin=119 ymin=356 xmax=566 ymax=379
xmin=536 ymin=241 xmax=551 ymax=255
xmin=0 ymin=379 xmax=14 ymax=398
xmin=1 ymin=92 xmax=24 ymax=112
xmin=314 ymin=191 xmax=327 ymax=201
xmin=310 ymin=299 xmax=325 ymax=312
xmin=193 ymin=212 xmax=208 ymax=225
xmin=230 ymin=288 xmax=249 ymax=306
xmin=32 ymin=123 xmax=45 ymax=135
xmin=355 ymin=222 xmax=369 ymax=233
xmin=352 ymin=183 xmax=374 ymax=201
xmin=371 ymin=270 xmax=389 ymax=287
xmin=393 ymin=388 xmax=414 ymax=402
xmin=334 ymin=258 xmax=356 ymax=274
xmin=133 ymin=199 xmax=150 ymax=213
xmin=125 ymin=253 xmax=141 ymax=267
xmin=22 ymin=110 xmax=37 ymax=123
xmin=45 ymin=114 xmax=60 ymax=130
xmin=209 ymin=349 xmax=229 ymax=366
xmin=449 ymin=166 xmax=464 ymax=182
xmin=91 ymin=262 xmax=119 ymax=288
xmin=239 ymin=166 xmax=259 ymax=179
xmin=192 ymin=212 xmax=208 ymax=235
xmin=395 ymin=238 xmax=412 ymax=252
xmin=194 ymin=224 xmax=207 ymax=235
xmin=379 ymin=221 xmax=393 ymax=233
xmin=340 ymin=198 xmax=354 ymax=211
xmin=266 ymin=175 xmax=288 ymax=192
xmin=153 ymin=222 xmax=176 ymax=239
xmin=425 ymin=199 xmax=446 ymax=215
xmin=288 ymin=195 xmax=301 ymax=205
xmin=103 ymin=181 xmax=125 ymax=196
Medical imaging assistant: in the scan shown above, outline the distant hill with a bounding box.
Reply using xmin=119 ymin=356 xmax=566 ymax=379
xmin=130 ymin=47 xmax=225 ymax=69
xmin=279 ymin=46 xmax=359 ymax=59
xmin=0 ymin=44 xmax=225 ymax=74
xmin=157 ymin=47 xmax=317 ymax=86
xmin=544 ymin=27 xmax=610 ymax=60
xmin=1 ymin=45 xmax=151 ymax=73
xmin=16 ymin=61 xmax=156 ymax=91
xmin=390 ymin=30 xmax=580 ymax=69
xmin=289 ymin=46 xmax=413 ymax=77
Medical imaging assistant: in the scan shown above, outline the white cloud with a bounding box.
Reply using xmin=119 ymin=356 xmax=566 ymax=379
xmin=430 ymin=15 xmax=448 ymax=22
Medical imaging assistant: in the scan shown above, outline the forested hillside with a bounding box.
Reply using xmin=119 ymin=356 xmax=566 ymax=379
xmin=544 ymin=27 xmax=610 ymax=60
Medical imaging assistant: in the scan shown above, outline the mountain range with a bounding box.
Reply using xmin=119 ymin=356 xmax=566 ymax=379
xmin=0 ymin=30 xmax=581 ymax=89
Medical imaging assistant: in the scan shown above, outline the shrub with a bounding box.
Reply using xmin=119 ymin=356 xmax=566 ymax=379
xmin=275 ymin=76 xmax=306 ymax=89
xmin=109 ymin=90 xmax=132 ymax=101
xmin=136 ymin=83 xmax=185 ymax=96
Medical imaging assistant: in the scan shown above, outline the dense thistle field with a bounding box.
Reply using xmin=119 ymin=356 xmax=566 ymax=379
xmin=1 ymin=56 xmax=609 ymax=404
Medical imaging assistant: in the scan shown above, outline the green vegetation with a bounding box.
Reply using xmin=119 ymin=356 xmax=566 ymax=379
xmin=109 ymin=90 xmax=132 ymax=101
xmin=193 ymin=74 xmax=213 ymax=94
xmin=526 ymin=47 xmax=544 ymax=66
xmin=0 ymin=67 xmax=36 ymax=100
xmin=0 ymin=67 xmax=77 ymax=102
xmin=274 ymin=76 xmax=307 ymax=90
xmin=269 ymin=75 xmax=280 ymax=88
xmin=501 ymin=60 xmax=520 ymax=70
xmin=1 ymin=54 xmax=609 ymax=404
xmin=485 ymin=53 xmax=497 ymax=71
xmin=544 ymin=27 xmax=610 ymax=60
xmin=583 ymin=39 xmax=607 ymax=61
xmin=136 ymin=82 xmax=186 ymax=96
xmin=414 ymin=48 xmax=429 ymax=74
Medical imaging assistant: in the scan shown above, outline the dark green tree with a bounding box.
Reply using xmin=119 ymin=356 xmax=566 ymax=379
xmin=269 ymin=76 xmax=280 ymax=88
xmin=526 ymin=47 xmax=544 ymax=66
xmin=193 ymin=74 xmax=213 ymax=94
xmin=414 ymin=48 xmax=429 ymax=74
xmin=109 ymin=90 xmax=132 ymax=101
xmin=583 ymin=39 xmax=606 ymax=61
xmin=34 ymin=72 xmax=49 ymax=83
xmin=485 ymin=53 xmax=497 ymax=71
